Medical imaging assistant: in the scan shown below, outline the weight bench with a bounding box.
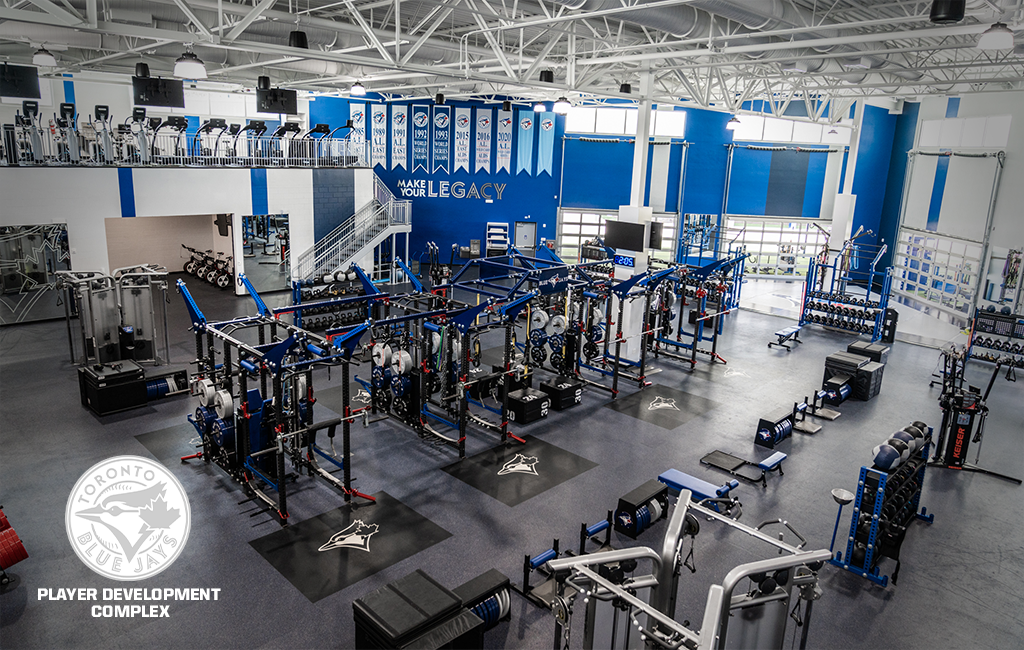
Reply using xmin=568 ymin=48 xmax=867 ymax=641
xmin=658 ymin=469 xmax=738 ymax=512
xmin=768 ymin=325 xmax=802 ymax=350
xmin=700 ymin=450 xmax=787 ymax=489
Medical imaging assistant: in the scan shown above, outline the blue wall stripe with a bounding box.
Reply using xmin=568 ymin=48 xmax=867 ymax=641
xmin=250 ymin=168 xmax=268 ymax=214
xmin=117 ymin=168 xmax=136 ymax=217
xmin=876 ymin=101 xmax=920 ymax=271
xmin=62 ymin=74 xmax=75 ymax=106
xmin=927 ymin=155 xmax=949 ymax=231
xmin=945 ymin=97 xmax=960 ymax=118
xmin=725 ymin=147 xmax=770 ymax=215
xmin=802 ymin=152 xmax=828 ymax=217
xmin=764 ymin=150 xmax=809 ymax=217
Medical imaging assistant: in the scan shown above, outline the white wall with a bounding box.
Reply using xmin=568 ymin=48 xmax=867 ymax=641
xmin=0 ymin=167 xmax=120 ymax=272
xmin=265 ymin=169 xmax=313 ymax=281
xmin=105 ymin=214 xmax=216 ymax=271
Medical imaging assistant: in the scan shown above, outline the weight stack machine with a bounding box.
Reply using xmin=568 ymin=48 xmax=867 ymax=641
xmin=830 ymin=427 xmax=935 ymax=587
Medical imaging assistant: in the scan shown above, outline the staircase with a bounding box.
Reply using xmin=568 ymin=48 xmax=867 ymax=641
xmin=295 ymin=174 xmax=411 ymax=282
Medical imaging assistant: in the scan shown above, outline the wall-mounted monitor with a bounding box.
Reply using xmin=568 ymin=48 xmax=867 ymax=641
xmin=132 ymin=77 xmax=185 ymax=108
xmin=648 ymin=221 xmax=664 ymax=251
xmin=604 ymin=220 xmax=647 ymax=252
xmin=256 ymin=88 xmax=297 ymax=115
xmin=0 ymin=64 xmax=41 ymax=99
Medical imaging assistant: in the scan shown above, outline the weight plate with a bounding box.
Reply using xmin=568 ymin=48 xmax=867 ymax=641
xmin=529 ymin=329 xmax=548 ymax=346
xmin=530 ymin=309 xmax=550 ymax=330
xmin=393 ymin=397 xmax=408 ymax=420
xmin=371 ymin=343 xmax=393 ymax=367
xmin=583 ymin=341 xmax=599 ymax=361
xmin=390 ymin=349 xmax=413 ymax=376
xmin=550 ymin=353 xmax=564 ymax=370
xmin=592 ymin=306 xmax=605 ymax=325
xmin=391 ymin=374 xmax=408 ymax=397
xmin=530 ymin=345 xmax=547 ymax=365
xmin=548 ymin=315 xmax=567 ymax=336
xmin=548 ymin=334 xmax=565 ymax=351
xmin=213 ymin=389 xmax=233 ymax=420
xmin=664 ymin=291 xmax=676 ymax=309
xmin=196 ymin=378 xmax=216 ymax=406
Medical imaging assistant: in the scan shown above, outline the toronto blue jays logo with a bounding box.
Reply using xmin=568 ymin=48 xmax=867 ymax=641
xmin=520 ymin=118 xmax=533 ymax=130
xmin=413 ymin=112 xmax=428 ymax=127
xmin=648 ymin=396 xmax=679 ymax=411
xmin=435 ymin=113 xmax=449 ymax=128
xmin=497 ymin=454 xmax=539 ymax=476
xmin=499 ymin=117 xmax=513 ymax=127
xmin=318 ymin=520 xmax=379 ymax=553
xmin=394 ymin=112 xmax=407 ymax=126
xmin=456 ymin=114 xmax=470 ymax=127
xmin=372 ymin=111 xmax=385 ymax=124
xmin=479 ymin=115 xmax=490 ymax=128
xmin=352 ymin=111 xmax=364 ymax=123
xmin=541 ymin=118 xmax=554 ymax=131
xmin=617 ymin=511 xmax=633 ymax=528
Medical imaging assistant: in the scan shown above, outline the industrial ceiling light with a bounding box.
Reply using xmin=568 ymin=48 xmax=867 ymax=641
xmin=534 ymin=101 xmax=546 ymax=112
xmin=435 ymin=93 xmax=445 ymax=104
xmin=173 ymin=47 xmax=206 ymax=79
xmin=619 ymin=83 xmax=632 ymax=94
xmin=502 ymin=100 xmax=512 ymax=111
xmin=553 ymin=97 xmax=571 ymax=114
xmin=929 ymin=0 xmax=965 ymax=24
xmin=289 ymin=30 xmax=309 ymax=49
xmin=257 ymin=76 xmax=271 ymax=90
xmin=977 ymin=22 xmax=1014 ymax=50
xmin=32 ymin=47 xmax=56 ymax=68
xmin=725 ymin=115 xmax=741 ymax=131
xmin=539 ymin=70 xmax=554 ymax=83
xmin=135 ymin=62 xmax=150 ymax=78
xmin=350 ymin=81 xmax=366 ymax=96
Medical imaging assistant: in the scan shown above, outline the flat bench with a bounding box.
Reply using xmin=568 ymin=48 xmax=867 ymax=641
xmin=757 ymin=451 xmax=787 ymax=488
xmin=768 ymin=325 xmax=802 ymax=350
xmin=658 ymin=469 xmax=738 ymax=511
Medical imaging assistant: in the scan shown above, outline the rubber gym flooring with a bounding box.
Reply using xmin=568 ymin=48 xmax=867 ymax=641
xmin=1 ymin=275 xmax=1023 ymax=649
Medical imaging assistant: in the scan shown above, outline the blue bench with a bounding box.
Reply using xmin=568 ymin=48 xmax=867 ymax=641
xmin=658 ymin=469 xmax=738 ymax=511
xmin=757 ymin=451 xmax=787 ymax=488
xmin=768 ymin=325 xmax=802 ymax=350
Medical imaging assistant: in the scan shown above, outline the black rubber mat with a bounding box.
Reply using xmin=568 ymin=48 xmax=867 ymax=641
xmin=135 ymin=423 xmax=202 ymax=463
xmin=314 ymin=381 xmax=374 ymax=413
xmin=701 ymin=450 xmax=763 ymax=482
xmin=442 ymin=435 xmax=598 ymax=507
xmin=249 ymin=491 xmax=451 ymax=603
xmin=603 ymin=384 xmax=721 ymax=430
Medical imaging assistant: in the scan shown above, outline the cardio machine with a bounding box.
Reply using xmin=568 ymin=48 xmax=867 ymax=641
xmin=55 ymin=103 xmax=80 ymax=164
xmin=90 ymin=105 xmax=115 ymax=164
xmin=150 ymin=116 xmax=189 ymax=163
xmin=191 ymin=117 xmax=229 ymax=163
xmin=229 ymin=119 xmax=267 ymax=164
xmin=15 ymin=100 xmax=44 ymax=163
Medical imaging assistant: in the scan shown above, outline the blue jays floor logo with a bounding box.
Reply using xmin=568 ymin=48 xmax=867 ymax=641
xmin=353 ymin=388 xmax=372 ymax=405
xmin=497 ymin=454 xmax=539 ymax=476
xmin=66 ymin=456 xmax=190 ymax=580
xmin=435 ymin=113 xmax=450 ymax=128
xmin=318 ymin=520 xmax=378 ymax=553
xmin=648 ymin=396 xmax=679 ymax=411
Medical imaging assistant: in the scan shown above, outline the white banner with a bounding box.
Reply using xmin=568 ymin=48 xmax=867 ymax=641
xmin=475 ymin=109 xmax=492 ymax=174
xmin=370 ymin=104 xmax=386 ymax=168
xmin=391 ymin=105 xmax=408 ymax=170
xmin=496 ymin=110 xmax=513 ymax=174
xmin=349 ymin=103 xmax=365 ymax=153
xmin=454 ymin=108 xmax=471 ymax=173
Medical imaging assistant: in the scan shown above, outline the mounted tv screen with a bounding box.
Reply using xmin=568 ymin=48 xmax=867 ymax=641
xmin=648 ymin=221 xmax=664 ymax=250
xmin=604 ymin=220 xmax=647 ymax=252
xmin=0 ymin=64 xmax=40 ymax=99
xmin=256 ymin=88 xmax=297 ymax=114
xmin=132 ymin=77 xmax=185 ymax=108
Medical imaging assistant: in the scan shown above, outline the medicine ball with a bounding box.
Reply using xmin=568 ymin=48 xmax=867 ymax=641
xmin=872 ymin=443 xmax=902 ymax=471
xmin=911 ymin=421 xmax=928 ymax=434
xmin=903 ymin=424 xmax=925 ymax=444
xmin=890 ymin=430 xmax=918 ymax=453
xmin=886 ymin=438 xmax=911 ymax=463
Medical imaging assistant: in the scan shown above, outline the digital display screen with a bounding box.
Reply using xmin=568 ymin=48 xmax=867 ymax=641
xmin=1014 ymin=321 xmax=1024 ymax=339
xmin=605 ymin=220 xmax=647 ymax=252
xmin=132 ymin=77 xmax=185 ymax=108
xmin=256 ymin=88 xmax=298 ymax=114
xmin=613 ymin=254 xmax=635 ymax=268
xmin=993 ymin=319 xmax=1012 ymax=336
xmin=975 ymin=316 xmax=996 ymax=334
xmin=0 ymin=64 xmax=40 ymax=99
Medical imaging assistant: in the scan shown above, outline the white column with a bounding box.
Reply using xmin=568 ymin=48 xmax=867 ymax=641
xmin=629 ymin=70 xmax=653 ymax=207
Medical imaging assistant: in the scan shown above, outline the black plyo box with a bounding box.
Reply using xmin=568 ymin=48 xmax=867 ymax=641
xmin=493 ymin=364 xmax=531 ymax=394
xmin=78 ymin=360 xmax=148 ymax=415
xmin=614 ymin=479 xmax=669 ymax=539
xmin=847 ymin=341 xmax=891 ymax=364
xmin=539 ymin=376 xmax=583 ymax=410
xmin=453 ymin=569 xmax=510 ymax=613
xmin=507 ymin=388 xmax=550 ymax=424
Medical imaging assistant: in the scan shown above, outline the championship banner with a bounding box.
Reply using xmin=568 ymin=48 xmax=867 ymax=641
xmin=432 ymin=105 xmax=451 ymax=174
xmin=454 ymin=108 xmax=471 ymax=173
xmin=391 ymin=105 xmax=408 ymax=170
xmin=516 ymin=110 xmax=535 ymax=176
xmin=475 ymin=109 xmax=492 ymax=174
xmin=370 ymin=104 xmax=387 ymax=168
xmin=496 ymin=110 xmax=513 ymax=174
xmin=349 ymin=103 xmax=366 ymax=156
xmin=411 ymin=105 xmax=430 ymax=173
xmin=537 ymin=112 xmax=555 ymax=176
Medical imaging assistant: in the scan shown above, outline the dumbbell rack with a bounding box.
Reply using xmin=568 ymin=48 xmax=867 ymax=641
xmin=290 ymin=279 xmax=368 ymax=331
xmin=830 ymin=438 xmax=934 ymax=587
xmin=801 ymin=268 xmax=892 ymax=342
xmin=966 ymin=308 xmax=1024 ymax=368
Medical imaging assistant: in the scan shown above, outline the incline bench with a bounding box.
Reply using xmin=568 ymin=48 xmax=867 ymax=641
xmin=658 ymin=469 xmax=739 ymax=512
xmin=768 ymin=325 xmax=802 ymax=350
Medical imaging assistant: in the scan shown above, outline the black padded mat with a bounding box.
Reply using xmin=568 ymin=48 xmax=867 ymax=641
xmin=315 ymin=381 xmax=374 ymax=412
xmin=701 ymin=450 xmax=763 ymax=482
xmin=135 ymin=423 xmax=202 ymax=463
xmin=442 ymin=435 xmax=597 ymax=507
xmin=604 ymin=384 xmax=721 ymax=430
xmin=249 ymin=491 xmax=451 ymax=603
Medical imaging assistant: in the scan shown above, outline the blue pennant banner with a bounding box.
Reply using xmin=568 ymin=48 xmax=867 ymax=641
xmin=516 ymin=110 xmax=535 ymax=176
xmin=432 ymin=106 xmax=452 ymax=174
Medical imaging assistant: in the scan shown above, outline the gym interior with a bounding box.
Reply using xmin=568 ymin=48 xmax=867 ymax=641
xmin=1 ymin=2 xmax=1023 ymax=649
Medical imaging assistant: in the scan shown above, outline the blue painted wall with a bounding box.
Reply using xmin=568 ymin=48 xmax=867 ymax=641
xmin=678 ymin=107 xmax=731 ymax=215
xmin=877 ymin=102 xmax=921 ymax=270
xmin=850 ymin=104 xmax=898 ymax=248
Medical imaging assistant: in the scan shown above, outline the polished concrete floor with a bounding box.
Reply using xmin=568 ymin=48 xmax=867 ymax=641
xmin=1 ymin=275 xmax=1022 ymax=649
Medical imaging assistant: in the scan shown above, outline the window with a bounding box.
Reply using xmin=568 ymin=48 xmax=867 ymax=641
xmin=732 ymin=114 xmax=851 ymax=145
xmin=892 ymin=228 xmax=982 ymax=323
xmin=724 ymin=217 xmax=831 ymax=277
xmin=557 ymin=210 xmax=678 ymax=263
xmin=652 ymin=110 xmax=686 ymax=137
xmin=565 ymin=106 xmax=686 ymax=138
xmin=595 ymin=108 xmax=627 ymax=135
